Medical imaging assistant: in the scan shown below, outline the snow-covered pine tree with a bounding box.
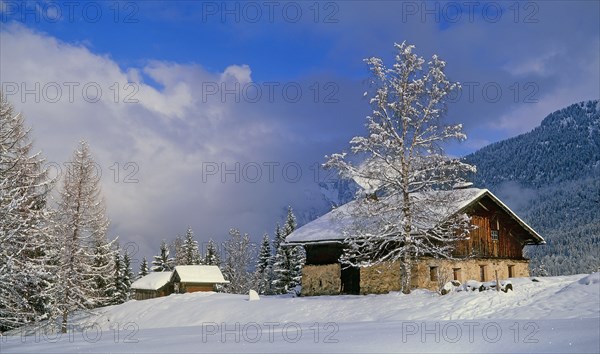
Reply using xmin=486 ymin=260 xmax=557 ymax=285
xmin=54 ymin=141 xmax=114 ymax=332
xmin=138 ymin=257 xmax=149 ymax=278
xmin=152 ymin=240 xmax=174 ymax=272
xmin=181 ymin=227 xmax=201 ymax=265
xmin=271 ymin=207 xmax=305 ymax=294
xmin=222 ymin=229 xmax=254 ymax=294
xmin=255 ymin=233 xmax=272 ymax=294
xmin=90 ymin=236 xmax=117 ymax=307
xmin=271 ymin=217 xmax=291 ymax=294
xmin=325 ymin=42 xmax=475 ymax=294
xmin=283 ymin=206 xmax=297 ymax=236
xmin=111 ymin=248 xmax=124 ymax=305
xmin=111 ymin=246 xmax=131 ymax=305
xmin=0 ymin=96 xmax=57 ymax=331
xmin=282 ymin=206 xmax=305 ymax=291
xmin=288 ymin=245 xmax=306 ymax=293
xmin=271 ymin=247 xmax=291 ymax=295
xmin=272 ymin=223 xmax=283 ymax=255
xmin=121 ymin=251 xmax=133 ymax=299
xmin=204 ymin=239 xmax=221 ymax=266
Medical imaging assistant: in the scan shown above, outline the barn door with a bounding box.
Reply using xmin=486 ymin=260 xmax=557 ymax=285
xmin=341 ymin=267 xmax=360 ymax=294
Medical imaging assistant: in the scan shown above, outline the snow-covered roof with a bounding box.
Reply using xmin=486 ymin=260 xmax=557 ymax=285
xmin=286 ymin=188 xmax=545 ymax=245
xmin=131 ymin=272 xmax=173 ymax=291
xmin=174 ymin=265 xmax=229 ymax=284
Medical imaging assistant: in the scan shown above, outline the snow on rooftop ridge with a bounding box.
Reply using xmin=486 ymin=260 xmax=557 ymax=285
xmin=131 ymin=272 xmax=173 ymax=291
xmin=286 ymin=187 xmax=544 ymax=245
xmin=285 ymin=201 xmax=355 ymax=243
xmin=174 ymin=265 xmax=229 ymax=284
xmin=286 ymin=188 xmax=487 ymax=244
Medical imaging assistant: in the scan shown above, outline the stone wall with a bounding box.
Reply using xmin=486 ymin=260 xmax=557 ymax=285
xmin=301 ymin=258 xmax=529 ymax=295
xmin=301 ymin=264 xmax=341 ymax=296
xmin=413 ymin=258 xmax=530 ymax=292
xmin=359 ymin=263 xmax=402 ymax=294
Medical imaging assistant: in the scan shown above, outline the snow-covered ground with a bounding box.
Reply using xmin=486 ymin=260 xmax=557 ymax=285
xmin=2 ymin=273 xmax=599 ymax=353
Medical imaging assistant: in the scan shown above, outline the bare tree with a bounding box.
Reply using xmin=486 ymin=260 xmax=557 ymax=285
xmin=222 ymin=228 xmax=254 ymax=294
xmin=326 ymin=42 xmax=475 ymax=294
xmin=170 ymin=235 xmax=185 ymax=266
xmin=54 ymin=141 xmax=114 ymax=332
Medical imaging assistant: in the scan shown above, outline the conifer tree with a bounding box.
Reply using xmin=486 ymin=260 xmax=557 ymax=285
xmin=283 ymin=206 xmax=297 ymax=236
xmin=182 ymin=227 xmax=201 ymax=265
xmin=152 ymin=240 xmax=174 ymax=272
xmin=138 ymin=257 xmax=149 ymax=278
xmin=255 ymin=233 xmax=272 ymax=294
xmin=272 ymin=207 xmax=305 ymax=294
xmin=204 ymin=239 xmax=221 ymax=266
xmin=122 ymin=251 xmax=133 ymax=298
xmin=112 ymin=247 xmax=132 ymax=305
xmin=91 ymin=237 xmax=117 ymax=307
xmin=272 ymin=223 xmax=284 ymax=255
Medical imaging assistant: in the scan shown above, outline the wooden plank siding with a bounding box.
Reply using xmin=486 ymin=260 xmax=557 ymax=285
xmin=453 ymin=196 xmax=526 ymax=259
xmin=133 ymin=284 xmax=173 ymax=301
xmin=305 ymin=195 xmax=530 ymax=265
xmin=182 ymin=284 xmax=215 ymax=293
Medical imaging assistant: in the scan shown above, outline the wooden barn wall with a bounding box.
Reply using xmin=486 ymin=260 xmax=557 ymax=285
xmin=453 ymin=198 xmax=526 ymax=259
xmin=182 ymin=283 xmax=215 ymax=293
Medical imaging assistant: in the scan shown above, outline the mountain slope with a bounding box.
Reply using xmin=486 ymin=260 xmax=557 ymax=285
xmin=467 ymin=100 xmax=599 ymax=188
xmin=465 ymin=100 xmax=600 ymax=275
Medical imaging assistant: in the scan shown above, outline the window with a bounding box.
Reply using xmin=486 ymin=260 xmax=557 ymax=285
xmin=453 ymin=268 xmax=461 ymax=281
xmin=508 ymin=265 xmax=514 ymax=278
xmin=429 ymin=266 xmax=439 ymax=282
xmin=479 ymin=265 xmax=486 ymax=281
xmin=491 ymin=230 xmax=499 ymax=241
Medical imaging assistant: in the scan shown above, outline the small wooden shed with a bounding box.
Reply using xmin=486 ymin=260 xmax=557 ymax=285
xmin=172 ymin=265 xmax=229 ymax=293
xmin=131 ymin=272 xmax=174 ymax=300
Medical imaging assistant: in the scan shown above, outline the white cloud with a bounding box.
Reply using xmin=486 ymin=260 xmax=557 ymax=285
xmin=220 ymin=64 xmax=252 ymax=84
xmin=0 ymin=23 xmax=322 ymax=261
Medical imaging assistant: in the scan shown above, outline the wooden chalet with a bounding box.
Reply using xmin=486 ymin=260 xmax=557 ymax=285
xmin=131 ymin=265 xmax=229 ymax=300
xmin=172 ymin=265 xmax=229 ymax=293
xmin=131 ymin=272 xmax=174 ymax=300
xmin=285 ymin=188 xmax=545 ymax=296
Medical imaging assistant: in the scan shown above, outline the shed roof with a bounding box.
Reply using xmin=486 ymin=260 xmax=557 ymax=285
xmin=174 ymin=265 xmax=229 ymax=284
xmin=286 ymin=188 xmax=545 ymax=245
xmin=131 ymin=272 xmax=173 ymax=291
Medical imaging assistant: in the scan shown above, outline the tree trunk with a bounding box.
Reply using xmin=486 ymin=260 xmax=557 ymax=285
xmin=495 ymin=270 xmax=500 ymax=292
xmin=401 ymin=257 xmax=412 ymax=294
xmin=61 ymin=310 xmax=68 ymax=333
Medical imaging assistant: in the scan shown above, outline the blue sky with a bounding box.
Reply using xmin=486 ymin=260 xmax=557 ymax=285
xmin=1 ymin=0 xmax=599 ymax=263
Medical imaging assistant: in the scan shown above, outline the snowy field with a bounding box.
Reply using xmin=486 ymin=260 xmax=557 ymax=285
xmin=2 ymin=273 xmax=599 ymax=353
